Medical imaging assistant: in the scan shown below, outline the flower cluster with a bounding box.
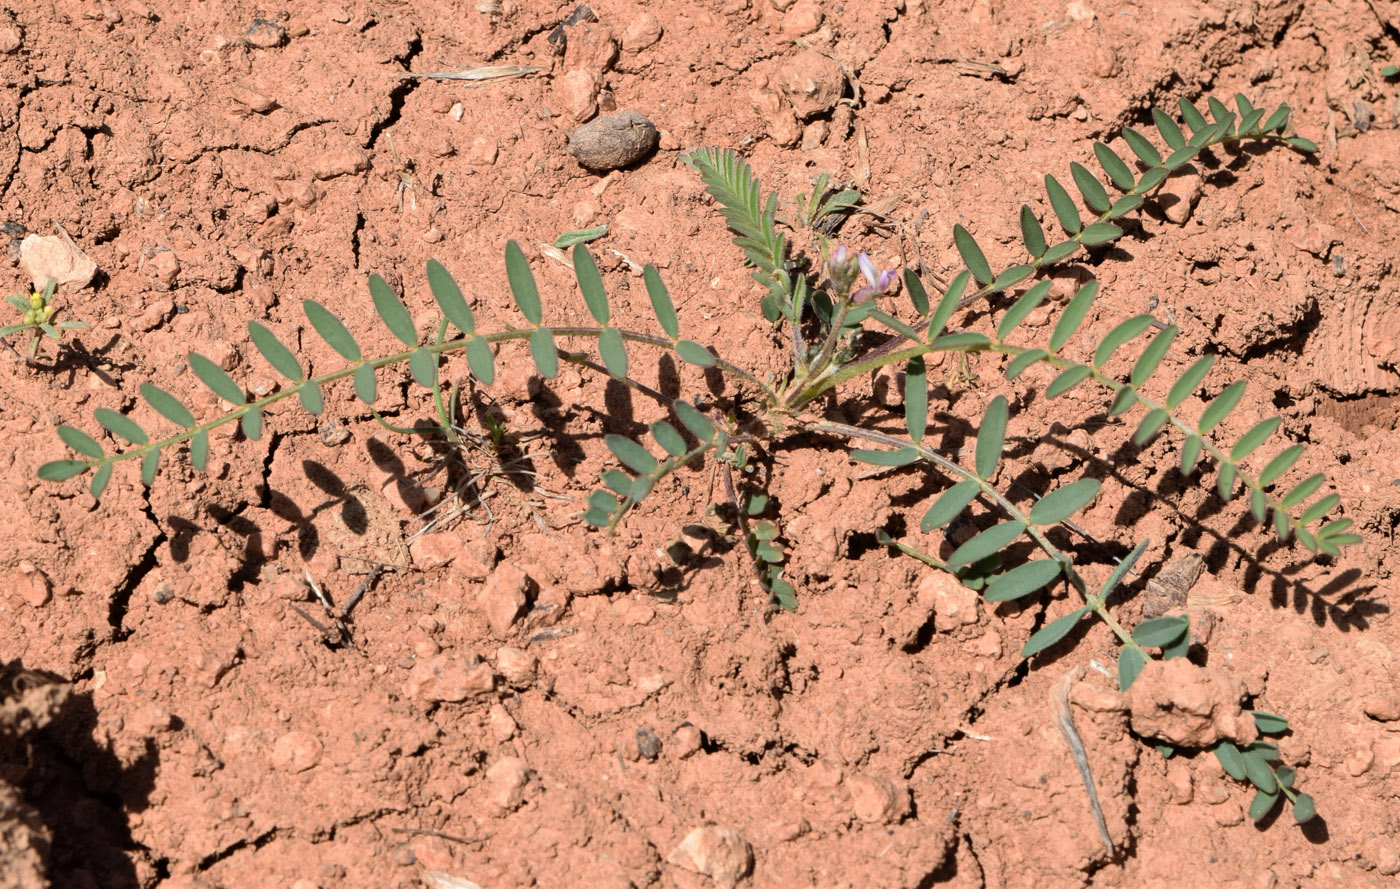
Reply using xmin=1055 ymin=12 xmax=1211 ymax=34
xmin=823 ymin=244 xmax=896 ymax=303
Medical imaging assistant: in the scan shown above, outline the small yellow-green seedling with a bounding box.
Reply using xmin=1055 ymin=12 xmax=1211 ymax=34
xmin=2 ymin=278 xmax=88 ymax=362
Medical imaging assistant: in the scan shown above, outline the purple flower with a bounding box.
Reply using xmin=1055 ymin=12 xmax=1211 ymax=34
xmin=852 ymin=252 xmax=896 ymax=303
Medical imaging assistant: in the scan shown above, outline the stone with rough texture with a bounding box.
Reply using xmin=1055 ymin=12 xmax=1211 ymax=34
xmin=667 ymin=825 xmax=753 ymax=889
xmin=1125 ymin=658 xmax=1258 ymax=747
xmin=568 ymin=111 xmax=658 ymax=171
xmin=19 ymin=233 xmax=98 ymax=290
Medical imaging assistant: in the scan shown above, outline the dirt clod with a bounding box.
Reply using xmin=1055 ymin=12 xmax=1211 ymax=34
xmin=667 ymin=825 xmax=754 ymax=889
xmin=568 ymin=111 xmax=658 ymax=171
xmin=1125 ymin=658 xmax=1259 ymax=747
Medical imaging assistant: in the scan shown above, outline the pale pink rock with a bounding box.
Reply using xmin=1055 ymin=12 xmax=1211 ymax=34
xmin=918 ymin=571 xmax=980 ymax=632
xmin=271 ymin=731 xmax=323 ymax=772
xmin=667 ymin=825 xmax=753 ymax=889
xmin=485 ymin=756 xmax=531 ymax=812
xmin=494 ymin=647 xmax=538 ymax=688
xmin=775 ymin=49 xmax=845 ymax=120
xmin=559 ymin=68 xmax=599 ymax=122
xmin=405 ymin=653 xmax=496 ymax=702
xmin=312 ymin=142 xmax=370 ymax=180
xmin=481 ymin=563 xmax=529 ymax=636
xmin=19 ymin=233 xmax=98 ymax=290
xmin=781 ymin=2 xmax=824 ymax=36
xmin=848 ymin=773 xmax=911 ymax=824
xmin=621 ymin=13 xmax=662 ymax=51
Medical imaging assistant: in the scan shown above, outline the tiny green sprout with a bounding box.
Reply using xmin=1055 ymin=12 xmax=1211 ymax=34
xmin=1382 ymin=64 xmax=1399 ymax=79
xmin=2 ymin=278 xmax=89 ymax=362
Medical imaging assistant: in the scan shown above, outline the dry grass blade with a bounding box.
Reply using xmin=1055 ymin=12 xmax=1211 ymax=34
xmin=396 ymin=65 xmax=548 ymax=83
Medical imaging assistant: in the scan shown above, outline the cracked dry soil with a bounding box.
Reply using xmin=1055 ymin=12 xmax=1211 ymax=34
xmin=3 ymin=1 xmax=1400 ymax=887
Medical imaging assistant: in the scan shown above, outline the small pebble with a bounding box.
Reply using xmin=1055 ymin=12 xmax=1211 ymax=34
xmin=568 ymin=111 xmax=658 ymax=171
xmin=244 ymin=19 xmax=287 ymax=48
xmin=636 ymin=727 xmax=662 ymax=760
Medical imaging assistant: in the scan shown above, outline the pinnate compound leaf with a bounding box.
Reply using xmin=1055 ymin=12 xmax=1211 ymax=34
xmin=369 ymin=273 xmax=418 ymax=346
xmin=242 ymin=407 xmax=262 ymax=440
xmin=1118 ymin=646 xmax=1146 ymax=691
xmin=1122 ymin=127 xmax=1162 ymax=166
xmin=975 ymin=395 xmax=1008 ymax=479
xmin=90 ymin=463 xmax=113 ymax=499
xmin=1132 ymin=615 xmax=1189 ymax=648
xmin=644 ymin=265 xmax=679 ymax=338
xmin=1029 ymin=478 xmax=1100 ymax=524
xmin=529 ymin=327 xmax=558 ymax=379
xmin=985 ymin=559 xmax=1063 ymax=603
xmin=410 ymin=347 xmax=437 ymax=387
xmin=905 ymin=356 xmax=927 ymax=443
xmin=1022 ymin=606 xmax=1090 ymax=657
xmin=1198 ymin=380 xmax=1246 ymax=433
xmin=572 ymin=245 xmax=610 ymax=325
xmin=299 ymin=383 xmax=324 ymax=415
xmin=1046 ymin=365 xmax=1093 ymax=399
xmin=1070 ymin=162 xmax=1110 ymax=213
xmin=191 ymin=429 xmax=209 ymax=471
xmin=675 ymin=339 xmax=716 ymax=367
xmin=1094 ymin=315 xmax=1156 ymax=368
xmin=953 ymin=224 xmax=993 ymax=285
xmin=1215 ymin=741 xmax=1247 ymax=780
xmin=1078 ymin=223 xmax=1123 ymax=246
xmin=1006 ymin=348 xmax=1048 ymax=381
xmin=504 ymin=240 xmax=542 ymax=325
xmin=1259 ymin=444 xmax=1304 ymax=487
xmin=926 ymin=270 xmax=969 ymax=342
xmin=467 ymin=336 xmax=495 ymax=385
xmin=1020 ymin=205 xmax=1047 ymax=258
xmin=599 ymin=327 xmax=628 ymax=378
xmin=606 ymin=434 xmax=657 ymax=474
xmin=1095 ymin=142 xmax=1136 ymax=190
xmin=426 ymin=258 xmax=475 ymax=335
xmin=674 ymin=400 xmax=715 ymax=442
xmin=249 ymin=321 xmax=303 ymax=381
xmin=997 ymin=280 xmax=1053 ymax=340
xmin=354 ymin=363 xmax=377 ymax=404
xmin=1050 ymin=281 xmax=1098 ymax=352
xmin=39 ymin=460 xmax=87 ymax=481
xmin=190 ymin=353 xmax=247 ymax=405
xmin=1044 ymin=174 xmax=1082 ymax=235
xmin=1279 ymin=474 xmax=1325 ymax=508
xmin=141 ymin=383 xmax=195 ymax=428
xmin=141 ymin=449 xmax=160 ymax=486
xmin=851 ymin=447 xmax=920 ymax=467
xmin=921 ymin=479 xmax=980 ymax=531
xmin=1130 ymin=325 xmax=1178 ymax=387
xmin=302 ymin=300 xmax=362 ymax=361
xmin=1230 ymin=417 xmax=1281 ymax=462
xmin=1152 ymin=107 xmax=1185 ymax=149
xmin=948 ymin=520 xmax=1024 ymax=568
xmin=58 ymin=425 xmax=104 ymax=459
xmin=95 ymin=408 xmax=147 ymax=445
xmin=1167 ymin=355 xmax=1216 ymax=409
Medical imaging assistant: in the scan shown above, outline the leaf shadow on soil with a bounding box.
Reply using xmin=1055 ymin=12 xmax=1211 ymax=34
xmin=5 ymin=661 xmax=157 ymax=889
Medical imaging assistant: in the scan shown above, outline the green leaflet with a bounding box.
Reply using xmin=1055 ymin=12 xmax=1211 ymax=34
xmin=369 ymin=273 xmax=418 ymax=346
xmin=140 ymin=383 xmax=196 ymax=427
xmin=1230 ymin=417 xmax=1281 ymax=462
xmin=1198 ymin=380 xmax=1247 ymax=433
xmin=1070 ymin=162 xmax=1110 ymax=213
xmin=410 ymin=346 xmax=437 ymax=387
xmin=38 ymin=460 xmax=87 ymax=481
xmin=905 ymin=356 xmax=927 ymax=443
xmin=58 ymin=425 xmax=104 ymax=459
xmin=953 ymin=224 xmax=994 ymax=285
xmin=1040 ymin=240 xmax=1081 ymax=264
xmin=905 ymin=268 xmax=930 ymax=315
xmin=675 ymin=340 xmax=716 ymax=367
xmin=1122 ymin=127 xmax=1162 ymax=167
xmin=996 ymin=280 xmax=1053 ymax=340
xmin=1134 ymin=167 xmax=1170 ymax=194
xmin=644 ymin=265 xmax=679 ymax=338
xmin=1152 ymin=107 xmax=1185 ymax=149
xmin=1020 ymin=205 xmax=1047 ymax=259
xmin=1078 ymin=223 xmax=1122 ymax=246
xmin=1180 ymin=434 xmax=1203 ymax=474
xmin=141 ymin=449 xmax=160 ymax=486
xmin=529 ymin=327 xmax=558 ymax=378
xmin=1298 ymin=493 xmax=1340 ymax=525
xmin=606 ymin=434 xmax=658 ymax=474
xmin=674 ymin=400 xmax=716 ymax=442
xmin=975 ymin=395 xmax=1008 ymax=479
xmin=1118 ymin=646 xmax=1146 ymax=691
xmin=573 ymin=244 xmax=610 ymax=325
xmin=504 ymin=240 xmax=542 ymax=325
xmin=1046 ymin=365 xmax=1092 ymax=398
xmin=1029 ymin=478 xmax=1100 ymax=525
xmin=554 ymin=224 xmax=608 ymax=248
xmin=1050 ymin=281 xmax=1098 ymax=352
xmin=354 ymin=363 xmax=377 ymax=404
xmin=299 ymin=383 xmax=324 ymax=415
xmin=1133 ymin=408 xmax=1170 ymax=445
xmin=1215 ymin=740 xmax=1247 ymax=780
xmin=248 ymin=321 xmax=304 ymax=381
xmin=242 ymin=407 xmax=262 ymax=441
xmin=1167 ymin=355 xmax=1216 ymax=409
xmin=920 ymin=479 xmax=980 ymax=531
xmin=1022 ymin=606 xmax=1089 ymax=657
xmin=1132 ymin=615 xmax=1189 ymax=647
xmin=426 ymin=258 xmax=475 ymax=335
xmin=991 ymin=264 xmax=1034 ymax=293
xmin=90 ymin=463 xmax=113 ymax=499
xmin=948 ymin=520 xmax=1024 ymax=568
xmin=1094 ymin=141 xmax=1135 ymax=191
xmin=1005 ymin=348 xmax=1048 ymax=381
xmin=302 ymin=299 xmax=362 ymax=361
xmin=926 ymin=270 xmax=970 ymax=342
xmin=1180 ymin=98 xmax=1209 ymax=133
xmin=599 ymin=327 xmax=628 ymax=378
xmin=190 ymin=353 xmax=248 ymax=404
xmin=650 ymin=420 xmax=687 ymax=456
xmin=984 ymin=559 xmax=1063 ymax=603
xmin=467 ymin=335 xmax=495 ymax=385
xmin=94 ymin=408 xmax=147 ymax=445
xmin=1281 ymin=473 xmax=1326 ymax=508
xmin=1044 ymin=173 xmax=1082 ymax=235
xmin=191 ymin=429 xmax=209 ymax=471
xmin=1093 ymin=315 xmax=1156 ymax=368
xmin=1259 ymin=444 xmax=1304 ymax=487
xmin=1130 ymin=325 xmax=1178 ymax=387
